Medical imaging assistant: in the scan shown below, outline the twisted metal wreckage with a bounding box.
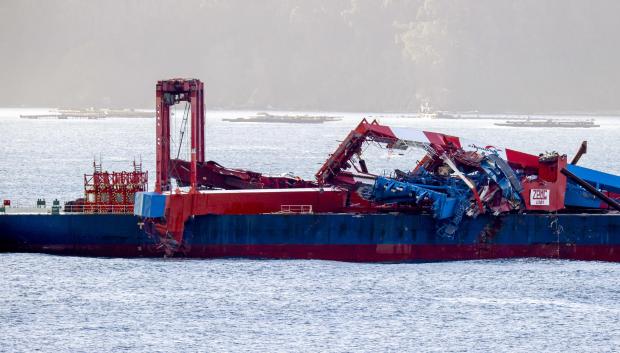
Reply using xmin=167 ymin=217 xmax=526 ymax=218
xmin=3 ymin=79 xmax=620 ymax=261
xmin=138 ymin=80 xmax=619 ymax=256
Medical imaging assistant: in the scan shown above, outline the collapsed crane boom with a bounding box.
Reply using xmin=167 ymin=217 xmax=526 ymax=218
xmin=137 ymin=78 xmax=620 ymax=257
xmin=315 ymin=119 xmax=398 ymax=185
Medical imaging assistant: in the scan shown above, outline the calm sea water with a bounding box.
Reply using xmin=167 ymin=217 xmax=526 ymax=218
xmin=1 ymin=109 xmax=619 ymax=352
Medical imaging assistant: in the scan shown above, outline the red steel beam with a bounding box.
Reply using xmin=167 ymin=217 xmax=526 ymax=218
xmin=155 ymin=79 xmax=205 ymax=193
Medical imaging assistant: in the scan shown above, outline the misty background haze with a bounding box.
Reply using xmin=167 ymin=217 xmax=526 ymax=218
xmin=1 ymin=0 xmax=619 ymax=113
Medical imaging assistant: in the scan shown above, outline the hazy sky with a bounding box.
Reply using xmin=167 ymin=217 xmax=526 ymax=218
xmin=1 ymin=0 xmax=619 ymax=113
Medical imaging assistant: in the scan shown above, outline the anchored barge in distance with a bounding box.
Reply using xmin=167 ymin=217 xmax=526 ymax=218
xmin=223 ymin=112 xmax=342 ymax=124
xmin=495 ymin=118 xmax=600 ymax=128
xmin=1 ymin=78 xmax=619 ymax=262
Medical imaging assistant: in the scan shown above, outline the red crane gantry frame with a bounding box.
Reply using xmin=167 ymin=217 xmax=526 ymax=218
xmin=155 ymin=79 xmax=205 ymax=193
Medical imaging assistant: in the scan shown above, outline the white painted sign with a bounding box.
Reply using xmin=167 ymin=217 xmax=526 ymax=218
xmin=530 ymin=189 xmax=550 ymax=206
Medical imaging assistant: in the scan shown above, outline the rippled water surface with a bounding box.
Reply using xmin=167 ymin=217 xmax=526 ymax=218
xmin=1 ymin=256 xmax=619 ymax=352
xmin=1 ymin=110 xmax=619 ymax=352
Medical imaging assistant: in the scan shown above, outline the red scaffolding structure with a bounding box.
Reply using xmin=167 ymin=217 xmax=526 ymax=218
xmin=70 ymin=160 xmax=148 ymax=213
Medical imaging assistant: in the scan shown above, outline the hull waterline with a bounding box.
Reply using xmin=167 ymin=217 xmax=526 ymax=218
xmin=1 ymin=213 xmax=618 ymax=262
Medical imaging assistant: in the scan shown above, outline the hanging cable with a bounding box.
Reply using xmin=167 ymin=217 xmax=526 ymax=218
xmin=176 ymin=102 xmax=190 ymax=160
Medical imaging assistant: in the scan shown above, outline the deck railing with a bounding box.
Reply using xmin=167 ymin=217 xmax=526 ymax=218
xmin=279 ymin=205 xmax=313 ymax=214
xmin=64 ymin=204 xmax=134 ymax=214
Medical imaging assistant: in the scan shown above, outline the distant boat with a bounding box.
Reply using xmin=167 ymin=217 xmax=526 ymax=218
xmin=418 ymin=101 xmax=437 ymax=119
xmin=223 ymin=112 xmax=342 ymax=124
xmin=20 ymin=108 xmax=154 ymax=120
xmin=495 ymin=118 xmax=600 ymax=128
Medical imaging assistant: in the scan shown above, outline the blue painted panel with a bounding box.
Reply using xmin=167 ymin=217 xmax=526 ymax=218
xmin=2 ymin=213 xmax=619 ymax=255
xmin=186 ymin=214 xmax=620 ymax=246
xmin=565 ymin=182 xmax=601 ymax=208
xmin=566 ymin=164 xmax=620 ymax=194
xmin=0 ymin=214 xmax=149 ymax=246
xmin=133 ymin=192 xmax=166 ymax=218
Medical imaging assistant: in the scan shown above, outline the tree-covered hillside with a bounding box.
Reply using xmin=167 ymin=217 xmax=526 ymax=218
xmin=1 ymin=0 xmax=618 ymax=112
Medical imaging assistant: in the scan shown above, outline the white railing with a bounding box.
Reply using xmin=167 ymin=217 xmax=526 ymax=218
xmin=279 ymin=205 xmax=313 ymax=214
xmin=0 ymin=201 xmax=134 ymax=215
xmin=65 ymin=204 xmax=134 ymax=214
